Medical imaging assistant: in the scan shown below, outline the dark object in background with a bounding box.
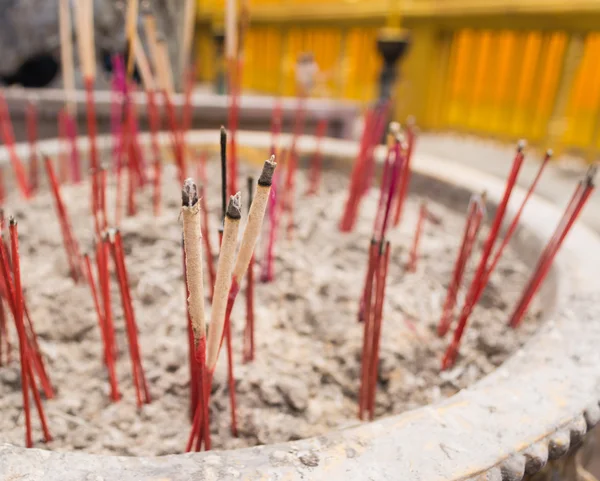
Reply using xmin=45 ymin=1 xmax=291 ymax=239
xmin=101 ymin=50 xmax=142 ymax=85
xmin=0 ymin=53 xmax=59 ymax=88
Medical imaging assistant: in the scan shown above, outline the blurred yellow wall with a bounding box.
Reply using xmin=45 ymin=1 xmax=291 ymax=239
xmin=194 ymin=0 xmax=600 ymax=157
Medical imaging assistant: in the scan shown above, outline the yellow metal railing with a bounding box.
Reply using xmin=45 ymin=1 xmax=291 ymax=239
xmin=194 ymin=0 xmax=600 ymax=156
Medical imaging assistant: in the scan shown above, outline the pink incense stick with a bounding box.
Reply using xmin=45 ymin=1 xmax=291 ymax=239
xmin=0 ymin=93 xmax=30 ymax=198
xmin=25 ymin=101 xmax=39 ymax=193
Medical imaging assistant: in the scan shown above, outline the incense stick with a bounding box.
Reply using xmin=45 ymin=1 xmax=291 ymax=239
xmin=407 ymin=202 xmax=427 ymax=272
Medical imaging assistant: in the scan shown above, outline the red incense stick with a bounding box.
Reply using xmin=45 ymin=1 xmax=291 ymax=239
xmin=393 ymin=119 xmax=417 ymax=227
xmin=25 ymin=101 xmax=39 ymax=194
xmin=9 ymin=219 xmax=52 ymax=445
xmin=407 ymin=202 xmax=427 ymax=272
xmin=0 ymin=299 xmax=9 ymax=366
xmin=110 ymin=230 xmax=150 ymax=406
xmin=0 ymin=93 xmax=30 ymax=198
xmin=83 ymin=253 xmax=120 ymax=401
xmin=57 ymin=109 xmax=69 ymax=183
xmin=306 ymin=118 xmax=328 ymax=195
xmin=44 ymin=156 xmax=83 ymax=282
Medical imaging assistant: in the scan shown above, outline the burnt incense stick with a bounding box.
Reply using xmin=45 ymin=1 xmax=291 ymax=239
xmin=206 ymin=194 xmax=241 ymax=371
xmin=181 ymin=179 xmax=207 ymax=346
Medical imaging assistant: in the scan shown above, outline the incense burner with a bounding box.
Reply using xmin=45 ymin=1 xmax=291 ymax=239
xmin=1 ymin=131 xmax=599 ymax=480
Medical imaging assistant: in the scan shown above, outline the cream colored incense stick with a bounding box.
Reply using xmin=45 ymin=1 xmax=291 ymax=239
xmin=182 ymin=179 xmax=206 ymax=345
xmin=157 ymin=38 xmax=175 ymax=94
xmin=180 ymin=0 xmax=197 ymax=78
xmin=232 ymin=156 xmax=276 ymax=284
xmin=225 ymin=0 xmax=238 ymax=61
xmin=86 ymin=0 xmax=96 ymax=80
xmin=133 ymin=37 xmax=155 ymax=91
xmin=143 ymin=11 xmax=160 ymax=75
xmin=73 ymin=0 xmax=94 ymax=80
xmin=125 ymin=0 xmax=140 ymax=78
xmin=58 ymin=0 xmax=75 ymax=113
xmin=206 ymin=193 xmax=242 ymax=371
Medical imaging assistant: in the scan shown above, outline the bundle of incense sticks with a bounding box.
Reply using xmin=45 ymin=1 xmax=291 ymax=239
xmin=185 ymin=156 xmax=276 ymax=451
xmin=108 ymin=229 xmax=150 ymax=407
xmin=441 ymin=142 xmax=542 ymax=369
xmin=3 ymin=219 xmax=52 ymax=447
xmin=359 ymin=130 xmax=404 ymax=322
xmin=83 ymin=253 xmax=120 ymax=401
xmin=393 ymin=118 xmax=417 ymax=227
xmin=339 ymin=103 xmax=390 ymax=232
xmin=0 ymin=92 xmax=29 ymax=198
xmin=407 ymin=201 xmax=428 ymax=272
xmin=25 ymin=101 xmax=39 ymax=194
xmin=509 ymin=165 xmax=596 ymax=329
xmin=358 ymin=240 xmax=391 ymax=421
xmin=437 ymin=192 xmax=486 ymax=337
xmin=95 ymin=235 xmax=120 ymax=400
xmin=44 ymin=156 xmax=83 ymax=282
xmin=306 ymin=118 xmax=328 ymax=195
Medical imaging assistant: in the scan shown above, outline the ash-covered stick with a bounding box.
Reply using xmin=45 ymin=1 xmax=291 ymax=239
xmin=181 ymin=179 xmax=207 ymax=348
xmin=25 ymin=101 xmax=39 ymax=193
xmin=196 ymin=193 xmax=241 ymax=446
xmin=83 ymin=253 xmax=120 ymax=401
xmin=243 ymin=176 xmax=255 ymax=362
xmin=181 ymin=179 xmax=212 ymax=451
xmin=407 ymin=202 xmax=427 ymax=272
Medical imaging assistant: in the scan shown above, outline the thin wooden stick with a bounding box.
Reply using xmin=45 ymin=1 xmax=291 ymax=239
xmin=58 ymin=0 xmax=76 ymax=114
xmin=306 ymin=118 xmax=328 ymax=195
xmin=180 ymin=0 xmax=197 ymax=81
xmin=125 ymin=0 xmax=140 ymax=79
xmin=407 ymin=202 xmax=427 ymax=272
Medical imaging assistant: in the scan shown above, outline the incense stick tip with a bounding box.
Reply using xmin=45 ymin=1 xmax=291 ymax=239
xmin=517 ymin=139 xmax=527 ymax=152
xmin=545 ymin=149 xmax=553 ymax=159
xmin=227 ymin=192 xmax=242 ymax=220
xmin=182 ymin=178 xmax=199 ymax=207
xmin=585 ymin=164 xmax=597 ymax=186
xmin=9 ymin=216 xmax=16 ymax=227
xmin=258 ymin=156 xmax=277 ymax=187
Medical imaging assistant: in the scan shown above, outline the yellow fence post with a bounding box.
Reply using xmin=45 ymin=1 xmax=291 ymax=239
xmin=546 ymin=33 xmax=585 ymax=155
